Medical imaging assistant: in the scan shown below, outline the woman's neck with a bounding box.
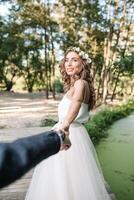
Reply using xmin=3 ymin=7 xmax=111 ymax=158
xmin=70 ymin=75 xmax=80 ymax=86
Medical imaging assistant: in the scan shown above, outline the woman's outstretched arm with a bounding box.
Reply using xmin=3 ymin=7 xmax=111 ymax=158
xmin=60 ymin=80 xmax=85 ymax=134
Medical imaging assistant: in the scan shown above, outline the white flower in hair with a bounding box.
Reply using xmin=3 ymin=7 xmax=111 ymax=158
xmin=87 ymin=58 xmax=92 ymax=63
xmin=75 ymin=47 xmax=80 ymax=52
xmin=79 ymin=51 xmax=84 ymax=57
xmin=84 ymin=54 xmax=89 ymax=59
xmin=67 ymin=46 xmax=92 ymax=63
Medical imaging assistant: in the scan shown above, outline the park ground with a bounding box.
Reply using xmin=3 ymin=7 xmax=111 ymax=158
xmin=0 ymin=91 xmax=122 ymax=200
xmin=0 ymin=91 xmax=62 ymax=200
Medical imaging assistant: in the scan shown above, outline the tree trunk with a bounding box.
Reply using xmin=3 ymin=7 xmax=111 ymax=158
xmin=111 ymin=71 xmax=120 ymax=101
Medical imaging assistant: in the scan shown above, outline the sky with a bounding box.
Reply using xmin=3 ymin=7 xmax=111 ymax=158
xmin=0 ymin=5 xmax=7 ymax=16
xmin=0 ymin=0 xmax=105 ymax=17
xmin=0 ymin=2 xmax=10 ymax=16
xmin=0 ymin=0 xmax=59 ymax=16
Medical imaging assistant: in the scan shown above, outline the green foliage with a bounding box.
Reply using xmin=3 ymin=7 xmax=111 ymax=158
xmin=0 ymin=0 xmax=133 ymax=100
xmin=113 ymin=53 xmax=134 ymax=77
xmin=0 ymin=17 xmax=22 ymax=91
xmin=0 ymin=1 xmax=58 ymax=94
xmin=57 ymin=0 xmax=105 ymax=58
xmin=0 ymin=125 xmax=7 ymax=129
xmin=85 ymin=100 xmax=134 ymax=144
xmin=53 ymin=79 xmax=63 ymax=93
xmin=40 ymin=118 xmax=57 ymax=127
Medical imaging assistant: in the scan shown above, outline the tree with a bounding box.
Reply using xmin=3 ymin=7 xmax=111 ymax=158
xmin=0 ymin=16 xmax=22 ymax=91
xmin=100 ymin=0 xmax=134 ymax=103
xmin=12 ymin=0 xmax=59 ymax=96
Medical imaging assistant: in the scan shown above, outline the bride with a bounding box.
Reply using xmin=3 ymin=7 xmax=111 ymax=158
xmin=25 ymin=47 xmax=114 ymax=200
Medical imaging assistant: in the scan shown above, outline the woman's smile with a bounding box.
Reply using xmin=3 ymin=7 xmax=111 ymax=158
xmin=66 ymin=67 xmax=74 ymax=72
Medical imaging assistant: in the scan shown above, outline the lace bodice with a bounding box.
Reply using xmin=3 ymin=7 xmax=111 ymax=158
xmin=58 ymin=94 xmax=89 ymax=124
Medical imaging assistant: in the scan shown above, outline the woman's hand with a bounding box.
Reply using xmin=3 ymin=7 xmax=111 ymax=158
xmin=59 ymin=119 xmax=70 ymax=136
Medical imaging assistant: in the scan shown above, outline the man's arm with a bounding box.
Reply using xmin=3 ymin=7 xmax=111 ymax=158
xmin=0 ymin=130 xmax=60 ymax=188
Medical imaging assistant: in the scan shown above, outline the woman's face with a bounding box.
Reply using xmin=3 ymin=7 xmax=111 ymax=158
xmin=64 ymin=51 xmax=82 ymax=76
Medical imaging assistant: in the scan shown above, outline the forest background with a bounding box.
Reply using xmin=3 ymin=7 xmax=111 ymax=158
xmin=0 ymin=0 xmax=133 ymax=105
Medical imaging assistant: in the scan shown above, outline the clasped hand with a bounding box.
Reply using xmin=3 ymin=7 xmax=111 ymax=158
xmin=56 ymin=127 xmax=71 ymax=150
xmin=56 ymin=122 xmax=71 ymax=151
xmin=60 ymin=133 xmax=71 ymax=151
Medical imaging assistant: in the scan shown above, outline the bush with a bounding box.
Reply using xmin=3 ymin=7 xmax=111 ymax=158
xmin=53 ymin=79 xmax=64 ymax=93
xmin=85 ymin=99 xmax=134 ymax=144
xmin=40 ymin=118 xmax=57 ymax=127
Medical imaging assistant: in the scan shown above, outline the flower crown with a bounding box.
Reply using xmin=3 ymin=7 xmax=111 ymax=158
xmin=66 ymin=47 xmax=92 ymax=64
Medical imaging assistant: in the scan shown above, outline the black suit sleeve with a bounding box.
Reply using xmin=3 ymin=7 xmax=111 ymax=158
xmin=0 ymin=130 xmax=60 ymax=188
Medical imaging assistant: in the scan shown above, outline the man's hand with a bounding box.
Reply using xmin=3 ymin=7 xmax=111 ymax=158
xmin=60 ymin=134 xmax=71 ymax=151
xmin=56 ymin=131 xmax=71 ymax=151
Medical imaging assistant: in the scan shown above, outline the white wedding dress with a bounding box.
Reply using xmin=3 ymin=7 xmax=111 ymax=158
xmin=25 ymin=94 xmax=113 ymax=200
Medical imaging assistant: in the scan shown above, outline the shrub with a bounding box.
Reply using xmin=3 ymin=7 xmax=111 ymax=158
xmin=54 ymin=79 xmax=64 ymax=93
xmin=40 ymin=118 xmax=57 ymax=127
xmin=85 ymin=99 xmax=134 ymax=144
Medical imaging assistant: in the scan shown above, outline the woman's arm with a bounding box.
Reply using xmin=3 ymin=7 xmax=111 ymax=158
xmin=60 ymin=80 xmax=85 ymax=134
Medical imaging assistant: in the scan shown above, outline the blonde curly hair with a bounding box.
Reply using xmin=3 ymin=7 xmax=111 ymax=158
xmin=59 ymin=49 xmax=96 ymax=110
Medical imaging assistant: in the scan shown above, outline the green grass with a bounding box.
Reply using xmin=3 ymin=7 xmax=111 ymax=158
xmin=0 ymin=125 xmax=7 ymax=129
xmin=40 ymin=118 xmax=57 ymax=127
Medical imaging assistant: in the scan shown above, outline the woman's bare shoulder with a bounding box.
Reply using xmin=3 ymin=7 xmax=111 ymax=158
xmin=74 ymin=79 xmax=85 ymax=89
xmin=73 ymin=80 xmax=85 ymax=101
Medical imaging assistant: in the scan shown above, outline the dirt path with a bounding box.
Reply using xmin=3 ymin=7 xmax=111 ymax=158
xmin=0 ymin=91 xmax=61 ymax=200
xmin=0 ymin=91 xmax=61 ymax=129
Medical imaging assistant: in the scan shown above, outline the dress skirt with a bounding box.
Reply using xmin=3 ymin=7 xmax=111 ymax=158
xmin=25 ymin=122 xmax=112 ymax=200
